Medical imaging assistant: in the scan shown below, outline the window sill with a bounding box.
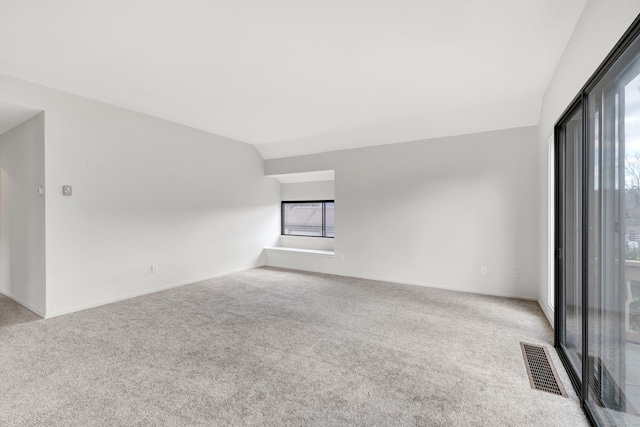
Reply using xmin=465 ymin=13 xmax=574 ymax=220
xmin=264 ymin=247 xmax=335 ymax=258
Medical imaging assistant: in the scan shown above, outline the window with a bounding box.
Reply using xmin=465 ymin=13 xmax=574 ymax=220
xmin=555 ymin=16 xmax=640 ymax=427
xmin=281 ymin=201 xmax=334 ymax=238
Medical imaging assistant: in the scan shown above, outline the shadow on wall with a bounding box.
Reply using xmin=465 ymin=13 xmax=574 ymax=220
xmin=0 ymin=111 xmax=46 ymax=317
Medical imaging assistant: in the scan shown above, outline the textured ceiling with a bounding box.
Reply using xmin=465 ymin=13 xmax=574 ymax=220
xmin=0 ymin=0 xmax=587 ymax=158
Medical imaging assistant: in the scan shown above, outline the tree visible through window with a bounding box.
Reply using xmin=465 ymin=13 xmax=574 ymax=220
xmin=282 ymin=201 xmax=334 ymax=238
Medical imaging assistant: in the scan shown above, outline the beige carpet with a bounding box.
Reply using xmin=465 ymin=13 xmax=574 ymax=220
xmin=0 ymin=267 xmax=588 ymax=426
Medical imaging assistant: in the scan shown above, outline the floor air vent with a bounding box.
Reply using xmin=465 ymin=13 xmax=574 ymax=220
xmin=520 ymin=342 xmax=567 ymax=397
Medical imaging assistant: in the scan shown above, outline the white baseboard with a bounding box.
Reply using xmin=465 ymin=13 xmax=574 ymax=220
xmin=45 ymin=265 xmax=260 ymax=319
xmin=261 ymin=265 xmax=538 ymax=302
xmin=34 ymin=260 xmax=538 ymax=319
xmin=538 ymin=298 xmax=555 ymax=328
xmin=0 ymin=291 xmax=46 ymax=318
xmin=347 ymin=273 xmax=538 ymax=301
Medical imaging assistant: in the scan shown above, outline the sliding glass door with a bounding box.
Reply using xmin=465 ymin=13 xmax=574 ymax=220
xmin=556 ymin=18 xmax=640 ymax=426
xmin=558 ymin=105 xmax=584 ymax=384
xmin=586 ymin=40 xmax=640 ymax=425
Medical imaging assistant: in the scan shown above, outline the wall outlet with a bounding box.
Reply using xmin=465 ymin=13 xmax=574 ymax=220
xmin=340 ymin=254 xmax=345 ymax=261
xmin=515 ymin=269 xmax=521 ymax=278
xmin=480 ymin=266 xmax=487 ymax=275
xmin=151 ymin=264 xmax=158 ymax=273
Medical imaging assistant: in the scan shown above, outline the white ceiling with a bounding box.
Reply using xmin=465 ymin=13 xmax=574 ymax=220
xmin=0 ymin=0 xmax=587 ymax=159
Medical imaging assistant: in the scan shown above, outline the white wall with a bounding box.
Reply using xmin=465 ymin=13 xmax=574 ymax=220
xmin=537 ymin=1 xmax=640 ymax=324
xmin=0 ymin=113 xmax=46 ymax=316
xmin=0 ymin=74 xmax=280 ymax=317
xmin=266 ymin=126 xmax=540 ymax=300
xmin=281 ymin=180 xmax=334 ymax=201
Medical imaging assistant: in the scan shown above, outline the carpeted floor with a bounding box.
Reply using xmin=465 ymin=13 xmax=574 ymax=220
xmin=0 ymin=267 xmax=588 ymax=426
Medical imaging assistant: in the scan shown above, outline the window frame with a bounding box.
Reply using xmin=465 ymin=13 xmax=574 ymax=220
xmin=554 ymin=14 xmax=640 ymax=427
xmin=281 ymin=200 xmax=335 ymax=238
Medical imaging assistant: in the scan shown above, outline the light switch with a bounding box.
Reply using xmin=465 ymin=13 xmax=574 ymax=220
xmin=62 ymin=185 xmax=72 ymax=196
xmin=37 ymin=186 xmax=44 ymax=195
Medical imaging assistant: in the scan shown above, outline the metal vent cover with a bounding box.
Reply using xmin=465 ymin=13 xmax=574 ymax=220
xmin=520 ymin=342 xmax=567 ymax=397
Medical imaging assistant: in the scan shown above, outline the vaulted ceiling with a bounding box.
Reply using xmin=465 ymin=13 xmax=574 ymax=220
xmin=0 ymin=0 xmax=587 ymax=158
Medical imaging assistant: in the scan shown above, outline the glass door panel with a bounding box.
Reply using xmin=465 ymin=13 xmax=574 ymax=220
xmin=555 ymin=17 xmax=640 ymax=427
xmin=586 ymin=36 xmax=640 ymax=426
xmin=560 ymin=106 xmax=584 ymax=381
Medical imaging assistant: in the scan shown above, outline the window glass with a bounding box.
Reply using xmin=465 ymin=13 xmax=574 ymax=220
xmin=325 ymin=202 xmax=335 ymax=238
xmin=282 ymin=201 xmax=334 ymax=238
xmin=559 ymin=106 xmax=583 ymax=381
xmin=586 ymin=40 xmax=640 ymax=425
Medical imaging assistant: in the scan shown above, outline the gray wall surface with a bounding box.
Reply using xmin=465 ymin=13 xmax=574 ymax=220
xmin=267 ymin=126 xmax=540 ymax=299
xmin=0 ymin=74 xmax=281 ymax=317
xmin=0 ymin=112 xmax=46 ymax=315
